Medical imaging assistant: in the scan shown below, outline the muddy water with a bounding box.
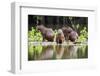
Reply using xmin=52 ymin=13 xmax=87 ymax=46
xmin=28 ymin=43 xmax=88 ymax=61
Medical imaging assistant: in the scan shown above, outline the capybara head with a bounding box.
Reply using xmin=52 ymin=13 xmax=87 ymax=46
xmin=62 ymin=26 xmax=73 ymax=34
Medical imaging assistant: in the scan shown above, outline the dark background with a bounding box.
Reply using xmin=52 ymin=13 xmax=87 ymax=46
xmin=28 ymin=15 xmax=88 ymax=35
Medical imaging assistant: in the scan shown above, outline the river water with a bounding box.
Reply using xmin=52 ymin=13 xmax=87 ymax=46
xmin=28 ymin=42 xmax=88 ymax=61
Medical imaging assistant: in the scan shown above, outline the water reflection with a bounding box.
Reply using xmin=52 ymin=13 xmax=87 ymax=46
xmin=28 ymin=43 xmax=88 ymax=61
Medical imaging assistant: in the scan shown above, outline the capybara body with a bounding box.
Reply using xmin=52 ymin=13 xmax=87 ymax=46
xmin=37 ymin=25 xmax=54 ymax=42
xmin=56 ymin=29 xmax=65 ymax=44
xmin=69 ymin=31 xmax=78 ymax=42
xmin=62 ymin=26 xmax=73 ymax=41
xmin=62 ymin=26 xmax=78 ymax=42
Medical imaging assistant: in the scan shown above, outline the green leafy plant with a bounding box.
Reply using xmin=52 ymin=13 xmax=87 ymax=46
xmin=77 ymin=27 xmax=88 ymax=43
xmin=28 ymin=27 xmax=43 ymax=42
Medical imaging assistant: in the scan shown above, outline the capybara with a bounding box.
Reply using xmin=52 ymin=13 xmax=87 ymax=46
xmin=69 ymin=31 xmax=78 ymax=42
xmin=62 ymin=26 xmax=78 ymax=42
xmin=62 ymin=26 xmax=73 ymax=41
xmin=36 ymin=25 xmax=54 ymax=42
xmin=56 ymin=29 xmax=65 ymax=44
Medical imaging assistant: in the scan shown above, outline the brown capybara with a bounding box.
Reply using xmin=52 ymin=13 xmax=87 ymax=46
xmin=62 ymin=26 xmax=73 ymax=41
xmin=62 ymin=26 xmax=78 ymax=42
xmin=56 ymin=29 xmax=65 ymax=44
xmin=36 ymin=25 xmax=54 ymax=42
xmin=69 ymin=31 xmax=78 ymax=42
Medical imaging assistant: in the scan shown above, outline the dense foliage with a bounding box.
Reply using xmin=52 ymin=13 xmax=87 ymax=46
xmin=77 ymin=27 xmax=88 ymax=43
xmin=28 ymin=27 xmax=43 ymax=42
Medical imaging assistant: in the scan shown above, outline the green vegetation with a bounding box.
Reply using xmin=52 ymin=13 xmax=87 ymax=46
xmin=77 ymin=27 xmax=88 ymax=43
xmin=28 ymin=27 xmax=43 ymax=42
xmin=28 ymin=26 xmax=88 ymax=43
